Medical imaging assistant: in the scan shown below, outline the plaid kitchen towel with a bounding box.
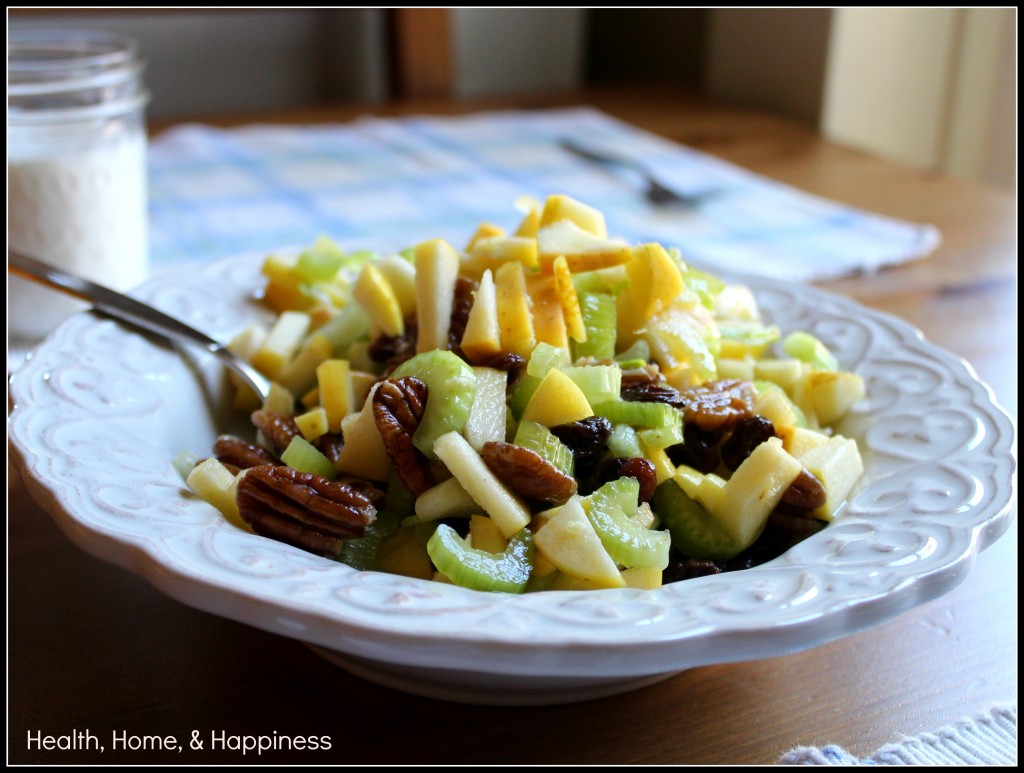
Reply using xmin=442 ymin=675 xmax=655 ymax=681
xmin=779 ymin=704 xmax=1017 ymax=766
xmin=147 ymin=107 xmax=940 ymax=282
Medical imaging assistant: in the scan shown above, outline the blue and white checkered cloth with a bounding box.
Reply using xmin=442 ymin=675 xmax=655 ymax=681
xmin=148 ymin=107 xmax=940 ymax=283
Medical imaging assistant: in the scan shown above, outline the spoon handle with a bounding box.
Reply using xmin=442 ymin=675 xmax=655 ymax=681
xmin=8 ymin=249 xmax=271 ymax=400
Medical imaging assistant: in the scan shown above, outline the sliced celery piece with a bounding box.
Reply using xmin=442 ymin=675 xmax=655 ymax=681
xmin=638 ymin=409 xmax=684 ymax=449
xmin=427 ymin=524 xmax=534 ymax=593
xmin=391 ymin=350 xmax=477 ymax=459
xmin=526 ymin=342 xmax=571 ymax=379
xmin=281 ymin=436 xmax=337 ymax=480
xmin=315 ymin=303 xmax=371 ymax=355
xmin=607 ymin=424 xmax=642 ymax=459
xmin=508 ymin=374 xmax=542 ymax=419
xmin=514 ymin=420 xmax=575 ymax=476
xmin=337 ymin=506 xmax=403 ymax=570
xmin=573 ymin=293 xmax=617 ymax=361
xmin=294 ymin=236 xmax=346 ymax=282
xmin=718 ymin=321 xmax=780 ymax=358
xmin=782 ymin=331 xmax=838 ymax=372
xmin=614 ymin=338 xmax=650 ymax=365
xmin=592 ymin=400 xmax=678 ymax=430
xmin=560 ymin=363 xmax=621 ymax=406
xmin=585 ymin=478 xmax=670 ymax=569
xmin=652 ymin=478 xmax=744 ymax=561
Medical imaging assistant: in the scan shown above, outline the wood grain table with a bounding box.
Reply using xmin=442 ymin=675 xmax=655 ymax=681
xmin=8 ymin=86 xmax=1016 ymax=765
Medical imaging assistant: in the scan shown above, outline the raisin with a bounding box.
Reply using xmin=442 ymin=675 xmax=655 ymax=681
xmin=666 ymin=424 xmax=721 ymax=474
xmin=720 ymin=416 xmax=776 ymax=471
xmin=594 ymin=456 xmax=658 ymax=504
xmin=781 ymin=469 xmax=828 ymax=510
xmin=663 ymin=555 xmax=723 ymax=584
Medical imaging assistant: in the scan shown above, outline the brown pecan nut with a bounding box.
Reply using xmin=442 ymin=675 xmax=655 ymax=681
xmin=214 ymin=435 xmax=280 ymax=470
xmin=316 ymin=432 xmax=344 ymax=466
xmin=372 ymin=377 xmax=434 ymax=497
xmin=481 ymin=441 xmax=578 ymax=505
xmin=468 ymin=351 xmax=526 ymax=377
xmin=676 ymin=379 xmax=756 ymax=432
xmin=236 ymin=465 xmax=377 ymax=556
xmin=250 ymin=410 xmax=301 ymax=455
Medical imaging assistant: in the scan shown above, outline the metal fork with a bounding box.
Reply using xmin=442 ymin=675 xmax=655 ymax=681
xmin=9 ymin=249 xmax=272 ymax=401
xmin=559 ymin=138 xmax=715 ymax=208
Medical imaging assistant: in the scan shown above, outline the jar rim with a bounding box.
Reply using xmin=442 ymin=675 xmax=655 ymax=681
xmin=8 ymin=28 xmax=143 ymax=95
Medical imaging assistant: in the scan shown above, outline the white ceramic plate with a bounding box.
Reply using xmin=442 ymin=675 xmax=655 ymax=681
xmin=8 ymin=253 xmax=1016 ymax=706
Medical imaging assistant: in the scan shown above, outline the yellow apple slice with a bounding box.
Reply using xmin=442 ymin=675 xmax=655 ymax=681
xmin=539 ymin=194 xmax=608 ymax=238
xmin=521 ymin=367 xmax=593 ymax=427
xmin=534 ymin=496 xmax=625 ymax=588
xmin=525 ymin=272 xmax=569 ymax=352
xmin=460 ymin=268 xmax=503 ymax=361
xmin=414 ymin=238 xmax=461 ymax=353
xmin=495 ymin=261 xmax=536 ymax=357
xmin=552 ymin=255 xmax=587 ymax=342
xmin=537 ymin=220 xmax=632 ymax=273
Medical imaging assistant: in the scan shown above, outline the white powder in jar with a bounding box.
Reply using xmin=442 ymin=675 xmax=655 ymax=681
xmin=9 ymin=132 xmax=149 ymax=341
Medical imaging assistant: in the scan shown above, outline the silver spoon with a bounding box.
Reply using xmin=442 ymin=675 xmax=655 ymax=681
xmin=8 ymin=249 xmax=272 ymax=401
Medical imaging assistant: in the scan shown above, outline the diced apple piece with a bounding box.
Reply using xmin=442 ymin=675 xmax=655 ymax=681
xmin=354 ymin=263 xmax=404 ymax=337
xmin=525 ymin=273 xmax=570 ymax=352
xmin=414 ymin=476 xmax=479 ymax=521
xmin=793 ymin=435 xmax=864 ymax=520
xmin=334 ymin=385 xmax=391 ymax=482
xmin=754 ymin=358 xmax=804 ymax=393
xmin=521 ymin=368 xmax=593 ymax=427
xmin=539 ymin=194 xmax=608 ymax=238
xmin=316 ymin=359 xmax=353 ymax=431
xmin=227 ymin=323 xmax=268 ymax=411
xmin=463 ymin=367 xmax=508 ymax=452
xmin=495 ymin=261 xmax=537 ymax=357
xmin=753 ymin=386 xmax=801 ymax=431
xmin=294 ymin=406 xmax=329 ymax=441
xmin=639 ymin=437 xmax=676 ymax=484
xmin=714 ymin=284 xmax=761 ymax=321
xmin=620 ymin=243 xmax=685 ymax=329
xmin=470 ymin=235 xmax=539 ymax=270
xmin=377 ymin=523 xmax=437 ymax=580
xmin=470 ymin=514 xmax=508 ymax=554
xmin=466 ymin=221 xmax=506 ymax=251
xmin=251 ymin=311 xmax=311 ymax=380
xmin=350 ymin=370 xmax=377 ymax=412
xmin=373 ymin=254 xmax=417 ymax=318
xmin=533 ymin=496 xmax=625 ymax=589
xmin=460 ymin=269 xmax=503 ymax=361
xmin=277 ymin=332 xmax=333 ymax=396
xmin=186 ymin=459 xmax=249 ymax=531
xmin=514 ymin=205 xmax=541 ymax=239
xmin=716 ymin=357 xmax=756 ymax=382
xmin=537 ymin=220 xmax=632 ymax=273
xmin=643 ymin=305 xmax=718 ymax=383
xmin=621 ymin=565 xmax=663 ymax=590
xmin=809 ymin=371 xmax=866 ymax=426
xmin=779 ymin=425 xmax=830 ymax=458
xmin=414 ymin=238 xmax=461 ymax=353
xmin=433 ymin=431 xmax=531 ymax=538
xmin=717 ymin=437 xmax=802 ymax=547
xmin=552 ymin=255 xmax=587 ymax=342
xmin=262 ymin=382 xmax=296 ymax=416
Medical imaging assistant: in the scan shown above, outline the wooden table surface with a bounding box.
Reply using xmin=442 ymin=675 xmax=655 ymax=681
xmin=9 ymin=86 xmax=1017 ymax=765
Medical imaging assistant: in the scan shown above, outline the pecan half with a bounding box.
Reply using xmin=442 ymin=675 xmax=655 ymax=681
xmin=468 ymin=351 xmax=526 ymax=377
xmin=780 ymin=469 xmax=827 ymax=511
xmin=214 ymin=435 xmax=280 ymax=469
xmin=316 ymin=432 xmax=344 ymax=466
xmin=250 ymin=410 xmax=301 ymax=456
xmin=372 ymin=377 xmax=434 ymax=497
xmin=237 ymin=465 xmax=377 ymax=557
xmin=481 ymin=441 xmax=578 ymax=505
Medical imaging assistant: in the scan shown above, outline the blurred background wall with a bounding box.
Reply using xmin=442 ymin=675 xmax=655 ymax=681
xmin=9 ymin=8 xmax=1015 ymax=191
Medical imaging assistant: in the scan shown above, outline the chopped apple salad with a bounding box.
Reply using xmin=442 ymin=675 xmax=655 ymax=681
xmin=183 ymin=195 xmax=865 ymax=592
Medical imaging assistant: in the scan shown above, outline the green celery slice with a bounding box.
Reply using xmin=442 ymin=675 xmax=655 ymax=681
xmin=638 ymin=409 xmax=684 ymax=449
xmin=427 ymin=524 xmax=534 ymax=593
xmin=782 ymin=331 xmax=838 ymax=372
xmin=593 ymin=400 xmax=679 ymax=429
xmin=560 ymin=364 xmax=621 ymax=405
xmin=614 ymin=338 xmax=651 ymax=365
xmin=573 ymin=293 xmax=617 ymax=361
xmin=391 ymin=350 xmax=477 ymax=459
xmin=314 ymin=303 xmax=371 ymax=355
xmin=585 ymin=478 xmax=670 ymax=569
xmin=294 ymin=235 xmax=346 ymax=282
xmin=514 ymin=420 xmax=575 ymax=476
xmin=652 ymin=478 xmax=745 ymax=560
xmin=508 ymin=374 xmax=542 ymax=419
xmin=607 ymin=424 xmax=642 ymax=459
xmin=526 ymin=342 xmax=571 ymax=379
xmin=281 ymin=436 xmax=337 ymax=480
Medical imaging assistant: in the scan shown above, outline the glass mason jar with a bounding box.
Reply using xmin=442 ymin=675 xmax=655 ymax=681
xmin=8 ymin=29 xmax=151 ymax=344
